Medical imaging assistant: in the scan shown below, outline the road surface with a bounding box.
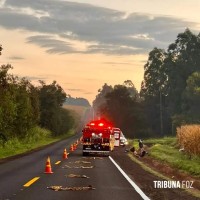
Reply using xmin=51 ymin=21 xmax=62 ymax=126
xmin=0 ymin=135 xmax=149 ymax=200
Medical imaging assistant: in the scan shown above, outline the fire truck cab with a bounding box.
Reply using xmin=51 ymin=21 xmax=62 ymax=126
xmin=82 ymin=119 xmax=115 ymax=156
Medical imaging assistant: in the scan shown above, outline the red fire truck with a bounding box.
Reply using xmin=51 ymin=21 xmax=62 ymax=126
xmin=82 ymin=119 xmax=115 ymax=156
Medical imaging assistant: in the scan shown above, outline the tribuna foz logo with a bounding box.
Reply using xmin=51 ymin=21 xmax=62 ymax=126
xmin=153 ymin=181 xmax=194 ymax=189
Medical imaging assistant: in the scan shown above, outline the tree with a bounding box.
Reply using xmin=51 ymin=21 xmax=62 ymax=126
xmin=141 ymin=48 xmax=167 ymax=98
xmin=166 ymin=28 xmax=200 ymax=115
xmin=140 ymin=29 xmax=200 ymax=135
xmin=123 ymin=80 xmax=139 ymax=101
xmin=13 ymin=78 xmax=40 ymax=136
xmin=140 ymin=48 xmax=169 ymax=136
xmin=38 ymin=81 xmax=74 ymax=135
xmin=0 ymin=65 xmax=40 ymax=138
xmin=181 ymin=72 xmax=200 ymax=122
xmin=93 ymin=83 xmax=113 ymax=118
xmin=99 ymin=85 xmax=144 ymax=138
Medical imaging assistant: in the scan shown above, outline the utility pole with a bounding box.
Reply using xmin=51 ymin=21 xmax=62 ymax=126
xmin=159 ymin=87 xmax=164 ymax=136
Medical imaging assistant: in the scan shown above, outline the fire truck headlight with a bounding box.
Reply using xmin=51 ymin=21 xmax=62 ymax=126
xmin=99 ymin=133 xmax=102 ymax=137
xmin=92 ymin=133 xmax=95 ymax=137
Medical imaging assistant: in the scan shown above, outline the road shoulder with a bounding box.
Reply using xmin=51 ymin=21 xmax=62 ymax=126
xmin=111 ymin=147 xmax=199 ymax=200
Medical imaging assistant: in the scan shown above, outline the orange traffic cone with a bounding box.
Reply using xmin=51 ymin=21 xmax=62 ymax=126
xmin=73 ymin=143 xmax=77 ymax=150
xmin=70 ymin=144 xmax=74 ymax=152
xmin=63 ymin=148 xmax=68 ymax=159
xmin=44 ymin=156 xmax=53 ymax=174
xmin=80 ymin=137 xmax=83 ymax=144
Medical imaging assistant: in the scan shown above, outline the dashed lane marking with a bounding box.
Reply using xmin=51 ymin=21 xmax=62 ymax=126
xmin=109 ymin=156 xmax=150 ymax=200
xmin=23 ymin=177 xmax=40 ymax=187
xmin=55 ymin=161 xmax=61 ymax=165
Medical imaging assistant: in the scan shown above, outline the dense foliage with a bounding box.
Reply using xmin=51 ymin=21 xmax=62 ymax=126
xmin=38 ymin=80 xmax=75 ymax=136
xmin=141 ymin=29 xmax=200 ymax=136
xmin=93 ymin=80 xmax=145 ymax=138
xmin=0 ymin=50 xmax=76 ymax=143
xmin=93 ymin=29 xmax=200 ymax=138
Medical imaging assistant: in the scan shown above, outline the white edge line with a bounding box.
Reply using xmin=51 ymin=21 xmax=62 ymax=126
xmin=109 ymin=156 xmax=151 ymax=200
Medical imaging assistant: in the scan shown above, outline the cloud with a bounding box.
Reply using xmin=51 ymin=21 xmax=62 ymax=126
xmin=67 ymin=88 xmax=94 ymax=95
xmin=17 ymin=75 xmax=47 ymax=81
xmin=0 ymin=0 xmax=198 ymax=55
xmin=83 ymin=91 xmax=93 ymax=95
xmin=68 ymin=88 xmax=85 ymax=92
xmin=102 ymin=62 xmax=132 ymax=65
xmin=8 ymin=56 xmax=24 ymax=60
xmin=27 ymin=35 xmax=75 ymax=54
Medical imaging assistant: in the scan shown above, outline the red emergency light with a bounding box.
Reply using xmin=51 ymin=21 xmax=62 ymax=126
xmin=86 ymin=119 xmax=113 ymax=129
xmin=98 ymin=123 xmax=104 ymax=126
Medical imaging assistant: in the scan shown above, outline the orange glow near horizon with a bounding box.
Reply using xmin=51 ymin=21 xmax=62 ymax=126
xmin=0 ymin=28 xmax=146 ymax=104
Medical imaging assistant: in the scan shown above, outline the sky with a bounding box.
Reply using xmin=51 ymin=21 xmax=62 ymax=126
xmin=0 ymin=0 xmax=199 ymax=104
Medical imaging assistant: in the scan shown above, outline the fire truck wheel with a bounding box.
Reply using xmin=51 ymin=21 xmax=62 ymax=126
xmin=82 ymin=152 xmax=89 ymax=156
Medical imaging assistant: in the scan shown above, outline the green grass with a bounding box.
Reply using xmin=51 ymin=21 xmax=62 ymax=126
xmin=149 ymin=143 xmax=200 ymax=177
xmin=145 ymin=137 xmax=177 ymax=146
xmin=0 ymin=127 xmax=75 ymax=159
xmin=128 ymin=149 xmax=200 ymax=199
xmin=132 ymin=137 xmax=200 ymax=177
xmin=128 ymin=153 xmax=170 ymax=180
xmin=129 ymin=137 xmax=200 ymax=198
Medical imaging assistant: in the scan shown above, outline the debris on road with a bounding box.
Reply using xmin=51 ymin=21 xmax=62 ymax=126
xmin=83 ymin=157 xmax=103 ymax=160
xmin=47 ymin=186 xmax=62 ymax=191
xmin=74 ymin=166 xmax=94 ymax=169
xmin=66 ymin=174 xmax=90 ymax=178
xmin=47 ymin=185 xmax=96 ymax=191
xmin=75 ymin=161 xmax=91 ymax=164
xmin=62 ymin=165 xmax=94 ymax=169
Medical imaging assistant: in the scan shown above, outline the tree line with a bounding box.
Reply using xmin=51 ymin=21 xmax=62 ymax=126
xmin=64 ymin=95 xmax=90 ymax=107
xmin=93 ymin=29 xmax=200 ymax=138
xmin=0 ymin=63 xmax=75 ymax=142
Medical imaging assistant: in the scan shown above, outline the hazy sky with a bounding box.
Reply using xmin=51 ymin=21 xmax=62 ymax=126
xmin=0 ymin=0 xmax=199 ymax=103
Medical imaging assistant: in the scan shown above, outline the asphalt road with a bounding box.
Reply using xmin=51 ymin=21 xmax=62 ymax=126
xmin=0 ymin=135 xmax=149 ymax=200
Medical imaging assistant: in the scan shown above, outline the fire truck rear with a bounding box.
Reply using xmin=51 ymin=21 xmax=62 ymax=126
xmin=82 ymin=120 xmax=115 ymax=156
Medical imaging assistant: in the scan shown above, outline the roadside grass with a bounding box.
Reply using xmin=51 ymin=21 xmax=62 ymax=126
xmin=130 ymin=137 xmax=200 ymax=177
xmin=149 ymin=143 xmax=200 ymax=177
xmin=128 ymin=153 xmax=200 ymax=198
xmin=128 ymin=137 xmax=200 ymax=198
xmin=0 ymin=127 xmax=75 ymax=159
xmin=144 ymin=137 xmax=177 ymax=146
xmin=128 ymin=153 xmax=170 ymax=180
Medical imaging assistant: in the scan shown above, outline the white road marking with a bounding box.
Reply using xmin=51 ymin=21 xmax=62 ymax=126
xmin=109 ymin=156 xmax=150 ymax=200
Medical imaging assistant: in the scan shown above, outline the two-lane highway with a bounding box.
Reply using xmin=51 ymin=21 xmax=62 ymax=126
xmin=0 ymin=135 xmax=150 ymax=200
xmin=0 ymin=134 xmax=81 ymax=200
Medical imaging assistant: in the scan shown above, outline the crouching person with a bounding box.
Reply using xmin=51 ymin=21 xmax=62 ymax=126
xmin=130 ymin=146 xmax=140 ymax=158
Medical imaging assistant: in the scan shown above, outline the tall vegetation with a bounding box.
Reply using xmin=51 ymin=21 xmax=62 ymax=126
xmin=0 ymin=65 xmax=39 ymax=139
xmin=141 ymin=28 xmax=200 ymax=136
xmin=177 ymin=125 xmax=200 ymax=156
xmin=93 ymin=29 xmax=200 ymax=138
xmin=93 ymin=80 xmax=145 ymax=138
xmin=0 ymin=47 xmax=76 ymax=145
xmin=38 ymin=81 xmax=75 ymax=136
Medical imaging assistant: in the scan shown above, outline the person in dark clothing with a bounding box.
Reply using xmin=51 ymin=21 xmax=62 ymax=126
xmin=130 ymin=146 xmax=140 ymax=157
xmin=138 ymin=139 xmax=143 ymax=148
xmin=138 ymin=139 xmax=147 ymax=157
